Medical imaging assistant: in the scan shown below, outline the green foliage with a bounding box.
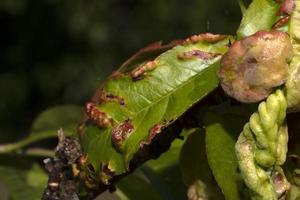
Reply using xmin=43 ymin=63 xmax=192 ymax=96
xmin=0 ymin=0 xmax=241 ymax=196
xmin=204 ymin=106 xmax=250 ymax=200
xmin=0 ymin=106 xmax=83 ymax=198
xmin=96 ymin=129 xmax=195 ymax=200
xmin=2 ymin=0 xmax=300 ymax=199
xmin=0 ymin=156 xmax=47 ymax=200
xmin=237 ymin=0 xmax=279 ymax=38
xmin=0 ymin=105 xmax=83 ymax=154
xmin=180 ymin=129 xmax=224 ymax=200
xmin=143 ymin=129 xmax=196 ymax=200
xmin=81 ymin=36 xmax=232 ymax=181
xmin=115 ymin=174 xmax=164 ymax=200
xmin=31 ymin=105 xmax=83 ymax=136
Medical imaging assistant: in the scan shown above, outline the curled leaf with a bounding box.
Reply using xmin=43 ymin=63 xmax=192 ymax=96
xmin=80 ymin=35 xmax=232 ymax=185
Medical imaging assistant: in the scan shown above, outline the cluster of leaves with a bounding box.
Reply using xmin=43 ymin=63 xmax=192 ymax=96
xmin=2 ymin=0 xmax=300 ymax=200
xmin=76 ymin=0 xmax=300 ymax=199
xmin=0 ymin=0 xmax=242 ymax=199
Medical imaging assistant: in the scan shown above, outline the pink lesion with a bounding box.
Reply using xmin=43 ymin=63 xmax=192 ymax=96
xmin=178 ymin=50 xmax=221 ymax=60
xmin=139 ymin=124 xmax=165 ymax=148
xmin=130 ymin=60 xmax=157 ymax=81
xmin=272 ymin=0 xmax=295 ymax=30
xmin=85 ymin=101 xmax=113 ymax=128
xmin=183 ymin=33 xmax=227 ymax=45
xmin=278 ymin=0 xmax=295 ymax=16
xmin=271 ymin=169 xmax=290 ymax=199
xmin=111 ymin=119 xmax=134 ymax=151
xmin=98 ymin=90 xmax=125 ymax=106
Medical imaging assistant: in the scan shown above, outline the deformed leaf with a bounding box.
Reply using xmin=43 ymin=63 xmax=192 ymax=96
xmin=204 ymin=105 xmax=251 ymax=200
xmin=237 ymin=0 xmax=279 ymax=38
xmin=90 ymin=41 xmax=182 ymax=104
xmin=80 ymin=35 xmax=232 ymax=183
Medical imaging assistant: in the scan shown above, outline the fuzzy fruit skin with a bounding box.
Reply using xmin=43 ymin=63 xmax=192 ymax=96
xmin=218 ymin=30 xmax=293 ymax=103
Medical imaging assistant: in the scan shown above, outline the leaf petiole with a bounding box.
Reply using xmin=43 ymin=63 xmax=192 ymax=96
xmin=0 ymin=129 xmax=72 ymax=154
xmin=238 ymin=0 xmax=246 ymax=15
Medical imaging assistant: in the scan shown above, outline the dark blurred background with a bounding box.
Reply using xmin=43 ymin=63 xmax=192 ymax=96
xmin=0 ymin=0 xmax=245 ymax=142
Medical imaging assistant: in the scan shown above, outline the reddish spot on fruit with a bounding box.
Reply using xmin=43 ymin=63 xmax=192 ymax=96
xmin=178 ymin=50 xmax=221 ymax=60
xmin=218 ymin=31 xmax=293 ymax=103
xmin=111 ymin=119 xmax=134 ymax=152
xmin=85 ymin=102 xmax=113 ymax=128
xmin=278 ymin=0 xmax=295 ymax=16
xmin=183 ymin=33 xmax=227 ymax=45
xmin=130 ymin=60 xmax=157 ymax=81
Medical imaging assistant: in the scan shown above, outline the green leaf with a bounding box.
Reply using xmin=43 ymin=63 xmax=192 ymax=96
xmin=0 ymin=156 xmax=47 ymax=200
xmin=204 ymin=105 xmax=251 ymax=200
xmin=146 ymin=129 xmax=195 ymax=171
xmin=237 ymin=0 xmax=279 ymax=38
xmin=115 ymin=173 xmax=164 ymax=200
xmin=180 ymin=129 xmax=224 ymax=200
xmin=142 ymin=129 xmax=195 ymax=200
xmin=31 ymin=105 xmax=83 ymax=136
xmin=81 ymin=36 xmax=232 ymax=180
xmin=238 ymin=0 xmax=246 ymax=15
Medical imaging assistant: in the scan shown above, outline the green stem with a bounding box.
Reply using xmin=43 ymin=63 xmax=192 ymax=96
xmin=18 ymin=148 xmax=55 ymax=157
xmin=0 ymin=130 xmax=58 ymax=154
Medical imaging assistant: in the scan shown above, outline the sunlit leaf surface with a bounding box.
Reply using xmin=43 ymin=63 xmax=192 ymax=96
xmin=81 ymin=36 xmax=232 ymax=180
